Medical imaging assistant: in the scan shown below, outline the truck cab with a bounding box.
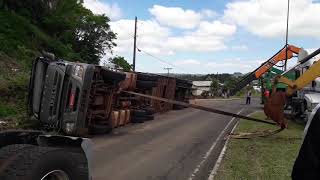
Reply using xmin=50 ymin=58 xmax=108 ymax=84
xmin=292 ymin=50 xmax=320 ymax=121
xmin=28 ymin=56 xmax=125 ymax=136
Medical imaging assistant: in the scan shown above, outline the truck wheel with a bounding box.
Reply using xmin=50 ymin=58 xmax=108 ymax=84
xmin=131 ymin=116 xmax=147 ymax=123
xmin=90 ymin=124 xmax=112 ymax=135
xmin=143 ymin=107 xmax=155 ymax=115
xmin=0 ymin=144 xmax=34 ymax=167
xmin=0 ymin=144 xmax=88 ymax=180
xmin=132 ymin=109 xmax=147 ymax=116
xmin=136 ymin=80 xmax=157 ymax=89
xmin=145 ymin=115 xmax=154 ymax=121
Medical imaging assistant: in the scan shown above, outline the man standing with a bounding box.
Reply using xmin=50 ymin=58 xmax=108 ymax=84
xmin=246 ymin=90 xmax=252 ymax=104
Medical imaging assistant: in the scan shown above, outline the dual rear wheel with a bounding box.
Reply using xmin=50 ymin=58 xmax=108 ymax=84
xmin=0 ymin=144 xmax=88 ymax=180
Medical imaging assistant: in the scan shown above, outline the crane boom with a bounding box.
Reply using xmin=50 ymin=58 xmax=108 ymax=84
xmin=264 ymin=48 xmax=320 ymax=128
xmin=230 ymin=44 xmax=301 ymax=95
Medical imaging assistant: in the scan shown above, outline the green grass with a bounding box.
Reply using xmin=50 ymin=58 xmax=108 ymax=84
xmin=0 ymin=103 xmax=17 ymax=118
xmin=215 ymin=112 xmax=304 ymax=180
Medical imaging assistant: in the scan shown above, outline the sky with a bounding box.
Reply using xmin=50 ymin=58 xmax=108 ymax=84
xmin=83 ymin=0 xmax=320 ymax=74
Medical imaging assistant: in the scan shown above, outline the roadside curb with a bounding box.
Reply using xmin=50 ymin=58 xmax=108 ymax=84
xmin=193 ymin=98 xmax=241 ymax=101
xmin=207 ymin=110 xmax=259 ymax=180
xmin=190 ymin=98 xmax=241 ymax=104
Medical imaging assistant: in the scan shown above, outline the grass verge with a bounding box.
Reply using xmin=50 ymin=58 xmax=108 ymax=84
xmin=215 ymin=111 xmax=304 ymax=180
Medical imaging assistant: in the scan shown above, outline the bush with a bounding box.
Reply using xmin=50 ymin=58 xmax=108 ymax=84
xmin=0 ymin=103 xmax=17 ymax=118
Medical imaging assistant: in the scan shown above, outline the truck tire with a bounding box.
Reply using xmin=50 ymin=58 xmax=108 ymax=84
xmin=101 ymin=69 xmax=126 ymax=83
xmin=173 ymin=104 xmax=184 ymax=110
xmin=145 ymin=115 xmax=154 ymax=121
xmin=132 ymin=109 xmax=147 ymax=117
xmin=136 ymin=80 xmax=157 ymax=89
xmin=0 ymin=144 xmax=34 ymax=168
xmin=131 ymin=116 xmax=147 ymax=123
xmin=90 ymin=124 xmax=112 ymax=135
xmin=0 ymin=144 xmax=88 ymax=180
xmin=143 ymin=107 xmax=155 ymax=115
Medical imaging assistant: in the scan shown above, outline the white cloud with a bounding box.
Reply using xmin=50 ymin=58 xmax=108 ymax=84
xmin=167 ymin=20 xmax=236 ymax=52
xmin=205 ymin=59 xmax=261 ymax=73
xmin=201 ymin=9 xmax=218 ymax=19
xmin=191 ymin=20 xmax=236 ymax=37
xmin=83 ymin=0 xmax=122 ymax=20
xmin=110 ymin=19 xmax=236 ymax=55
xmin=110 ymin=19 xmax=172 ymax=55
xmin=231 ymin=45 xmax=248 ymax=51
xmin=174 ymin=59 xmax=201 ymax=65
xmin=149 ymin=5 xmax=202 ymax=29
xmin=223 ymin=0 xmax=320 ymax=38
xmin=168 ymin=58 xmax=264 ymax=74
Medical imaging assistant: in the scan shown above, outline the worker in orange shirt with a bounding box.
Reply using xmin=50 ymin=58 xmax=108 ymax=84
xmin=264 ymin=89 xmax=270 ymax=99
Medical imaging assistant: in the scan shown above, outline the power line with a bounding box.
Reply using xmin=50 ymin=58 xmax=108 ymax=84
xmin=136 ymin=47 xmax=188 ymax=72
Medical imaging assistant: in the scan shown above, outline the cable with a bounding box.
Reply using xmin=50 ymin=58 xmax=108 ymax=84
xmin=136 ymin=47 xmax=189 ymax=72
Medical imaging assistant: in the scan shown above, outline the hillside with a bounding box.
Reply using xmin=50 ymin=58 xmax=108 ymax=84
xmin=0 ymin=11 xmax=55 ymax=126
xmin=0 ymin=0 xmax=116 ymax=128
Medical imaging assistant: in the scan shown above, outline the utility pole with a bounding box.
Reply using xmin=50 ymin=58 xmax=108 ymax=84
xmin=164 ymin=67 xmax=172 ymax=76
xmin=284 ymin=0 xmax=290 ymax=71
xmin=133 ymin=16 xmax=137 ymax=71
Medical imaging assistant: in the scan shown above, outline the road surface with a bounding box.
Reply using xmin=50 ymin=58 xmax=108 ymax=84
xmin=92 ymin=98 xmax=261 ymax=180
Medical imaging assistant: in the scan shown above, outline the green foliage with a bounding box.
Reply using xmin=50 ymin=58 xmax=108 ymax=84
xmin=74 ymin=14 xmax=116 ymax=64
xmin=0 ymin=103 xmax=17 ymax=118
xmin=0 ymin=0 xmax=116 ymax=64
xmin=210 ymin=78 xmax=219 ymax=96
xmin=0 ymin=11 xmax=79 ymax=64
xmin=0 ymin=0 xmax=117 ymax=126
xmin=109 ymin=56 xmax=133 ymax=71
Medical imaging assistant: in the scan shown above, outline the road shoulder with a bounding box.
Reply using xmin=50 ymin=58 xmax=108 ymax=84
xmin=214 ymin=111 xmax=304 ymax=180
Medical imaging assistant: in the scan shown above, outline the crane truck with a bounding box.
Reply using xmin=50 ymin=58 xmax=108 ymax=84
xmin=263 ymin=48 xmax=320 ymax=179
xmin=261 ymin=48 xmax=320 ymax=121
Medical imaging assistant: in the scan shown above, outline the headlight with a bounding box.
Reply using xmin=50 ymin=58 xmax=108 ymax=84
xmin=310 ymin=103 xmax=318 ymax=111
xmin=73 ymin=65 xmax=84 ymax=78
xmin=65 ymin=122 xmax=75 ymax=134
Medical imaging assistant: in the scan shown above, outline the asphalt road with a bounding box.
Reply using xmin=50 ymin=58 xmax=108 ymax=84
xmin=92 ymin=97 xmax=262 ymax=180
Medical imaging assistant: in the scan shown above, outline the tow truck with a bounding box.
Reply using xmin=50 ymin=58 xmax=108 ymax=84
xmin=263 ymin=48 xmax=320 ymax=179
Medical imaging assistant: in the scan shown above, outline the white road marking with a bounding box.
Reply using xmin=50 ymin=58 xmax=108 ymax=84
xmin=207 ymin=110 xmax=258 ymax=180
xmin=188 ymin=108 xmax=244 ymax=180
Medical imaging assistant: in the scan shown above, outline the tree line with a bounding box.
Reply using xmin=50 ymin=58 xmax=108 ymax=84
xmin=0 ymin=0 xmax=117 ymax=64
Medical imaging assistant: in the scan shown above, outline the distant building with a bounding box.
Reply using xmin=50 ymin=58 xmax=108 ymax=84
xmin=192 ymin=81 xmax=212 ymax=96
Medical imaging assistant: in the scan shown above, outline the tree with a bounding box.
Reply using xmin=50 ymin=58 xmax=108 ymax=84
xmin=3 ymin=0 xmax=117 ymax=64
xmin=109 ymin=56 xmax=132 ymax=71
xmin=210 ymin=78 xmax=219 ymax=96
xmin=73 ymin=14 xmax=116 ymax=64
xmin=224 ymin=77 xmax=238 ymax=90
xmin=42 ymin=0 xmax=117 ymax=64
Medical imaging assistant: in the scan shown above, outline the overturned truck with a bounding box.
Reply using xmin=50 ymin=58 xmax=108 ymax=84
xmin=0 ymin=55 xmax=126 ymax=180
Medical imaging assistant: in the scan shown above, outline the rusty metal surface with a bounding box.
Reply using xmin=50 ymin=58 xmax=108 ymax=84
xmin=111 ymin=111 xmax=119 ymax=128
xmin=264 ymin=91 xmax=287 ymax=128
xmin=151 ymin=77 xmax=176 ymax=112
xmin=119 ymin=72 xmax=137 ymax=90
xmin=87 ymin=70 xmax=115 ymax=128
